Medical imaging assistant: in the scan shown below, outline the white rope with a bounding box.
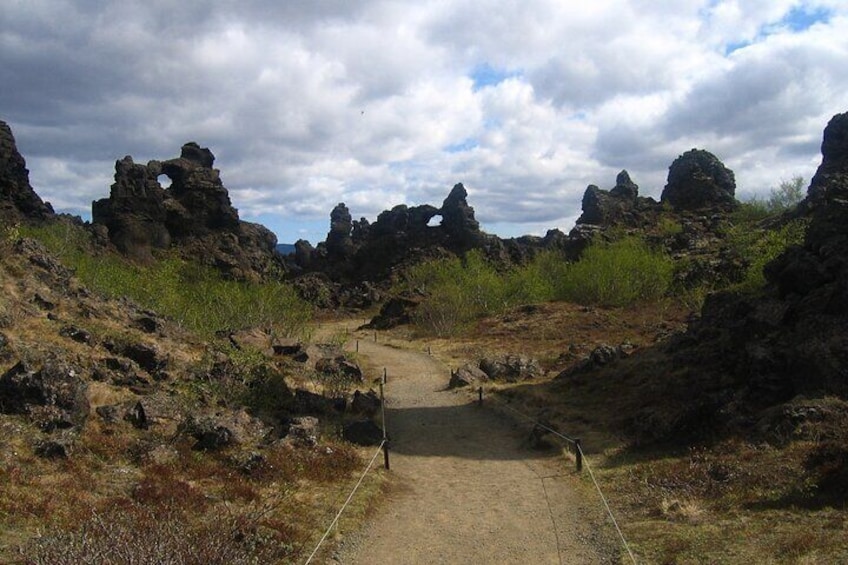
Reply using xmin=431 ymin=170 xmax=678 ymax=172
xmin=577 ymin=443 xmax=638 ymax=564
xmin=482 ymin=389 xmax=637 ymax=564
xmin=303 ymin=439 xmax=387 ymax=565
xmin=485 ymin=391 xmax=577 ymax=445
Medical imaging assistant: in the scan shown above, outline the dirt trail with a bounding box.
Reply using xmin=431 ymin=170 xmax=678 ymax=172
xmin=329 ymin=329 xmax=613 ymax=564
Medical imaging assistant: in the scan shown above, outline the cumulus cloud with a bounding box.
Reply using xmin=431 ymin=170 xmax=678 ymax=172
xmin=1 ymin=1 xmax=846 ymax=242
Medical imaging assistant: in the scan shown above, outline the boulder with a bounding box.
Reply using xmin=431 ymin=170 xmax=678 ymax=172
xmin=180 ymin=409 xmax=271 ymax=451
xmin=661 ymin=149 xmax=737 ymax=211
xmin=343 ymin=419 xmax=384 ymax=446
xmin=35 ymin=432 xmax=76 ymax=459
xmin=478 ymin=355 xmax=542 ymax=382
xmin=294 ymin=389 xmax=345 ymax=415
xmin=59 ymin=325 xmax=93 ymax=345
xmin=315 ymin=356 xmax=363 ymax=382
xmin=364 ymin=295 xmax=421 ymax=330
xmin=117 ymin=341 xmax=168 ymax=375
xmin=350 ymin=389 xmax=381 ymax=416
xmin=95 ymin=400 xmax=148 ymax=429
xmin=0 ymin=359 xmax=89 ymax=429
xmin=284 ymin=416 xmax=320 ymax=447
xmin=449 ymin=364 xmax=489 ymax=388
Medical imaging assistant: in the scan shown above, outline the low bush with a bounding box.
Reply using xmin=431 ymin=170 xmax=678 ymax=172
xmin=18 ymin=222 xmax=313 ymax=337
xmin=400 ymin=250 xmax=509 ymax=336
xmin=725 ymin=217 xmax=809 ymax=292
xmin=555 ymin=237 xmax=674 ymax=307
xmin=400 ymin=237 xmax=675 ymax=335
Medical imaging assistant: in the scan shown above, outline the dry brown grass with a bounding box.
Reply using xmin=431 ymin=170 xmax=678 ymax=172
xmin=371 ymin=301 xmax=848 ymax=564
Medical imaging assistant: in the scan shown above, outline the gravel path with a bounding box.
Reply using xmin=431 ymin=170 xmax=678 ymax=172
xmin=329 ymin=333 xmax=614 ymax=564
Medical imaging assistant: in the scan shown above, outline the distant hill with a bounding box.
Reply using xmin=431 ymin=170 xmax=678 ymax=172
xmin=276 ymin=243 xmax=296 ymax=255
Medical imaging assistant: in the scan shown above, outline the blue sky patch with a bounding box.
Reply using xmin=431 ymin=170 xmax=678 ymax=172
xmin=444 ymin=138 xmax=479 ymax=153
xmin=725 ymin=6 xmax=832 ymax=55
xmin=725 ymin=39 xmax=751 ymax=55
xmin=470 ymin=63 xmax=521 ymax=90
xmin=782 ymin=5 xmax=832 ymax=32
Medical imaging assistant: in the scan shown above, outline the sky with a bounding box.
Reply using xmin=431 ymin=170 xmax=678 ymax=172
xmin=2 ymin=1 xmax=847 ymax=244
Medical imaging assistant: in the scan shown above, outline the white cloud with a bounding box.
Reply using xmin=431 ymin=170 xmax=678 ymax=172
xmin=1 ymin=1 xmax=846 ymax=243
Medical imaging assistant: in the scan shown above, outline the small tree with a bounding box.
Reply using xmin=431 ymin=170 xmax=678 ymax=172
xmin=767 ymin=176 xmax=805 ymax=213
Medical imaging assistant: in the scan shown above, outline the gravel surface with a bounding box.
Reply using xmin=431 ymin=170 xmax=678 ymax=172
xmin=328 ymin=334 xmax=617 ymax=564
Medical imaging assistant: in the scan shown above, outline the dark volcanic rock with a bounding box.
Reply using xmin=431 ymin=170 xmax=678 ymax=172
xmin=326 ymin=203 xmax=355 ymax=259
xmin=364 ymin=295 xmax=421 ymax=330
xmin=661 ymin=149 xmax=737 ymax=211
xmin=294 ymin=389 xmax=344 ymax=415
xmin=181 ymin=410 xmax=271 ymax=451
xmin=92 ymin=142 xmax=283 ymax=279
xmin=350 ymin=389 xmax=381 ymax=417
xmin=576 ymin=170 xmax=653 ymax=226
xmin=479 ymin=355 xmax=542 ymax=382
xmin=59 ymin=325 xmax=93 ymax=344
xmin=659 ymin=111 xmax=848 ymax=441
xmin=35 ymin=433 xmax=76 ymax=459
xmin=91 ymin=155 xmax=171 ymax=261
xmin=284 ymin=416 xmax=320 ymax=447
xmin=289 ymin=182 xmax=494 ymax=285
xmin=449 ymin=363 xmax=489 ymax=388
xmin=0 ymin=120 xmax=53 ymax=220
xmin=441 ymin=183 xmax=483 ymax=250
xmin=343 ymin=419 xmax=384 ymax=446
xmin=0 ymin=359 xmax=89 ymax=429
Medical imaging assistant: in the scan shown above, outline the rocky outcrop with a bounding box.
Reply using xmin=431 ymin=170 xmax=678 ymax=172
xmin=440 ymin=183 xmax=483 ymax=249
xmin=661 ymin=149 xmax=737 ymax=211
xmin=662 ymin=111 xmax=848 ymax=430
xmin=92 ymin=142 xmax=282 ymax=279
xmin=291 ymin=183 xmax=495 ymax=285
xmin=0 ymin=120 xmax=53 ymax=220
xmin=575 ymin=170 xmax=660 ymax=227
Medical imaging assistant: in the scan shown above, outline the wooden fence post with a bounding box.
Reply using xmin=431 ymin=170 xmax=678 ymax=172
xmin=379 ymin=382 xmax=387 ymax=438
xmin=383 ymin=441 xmax=390 ymax=470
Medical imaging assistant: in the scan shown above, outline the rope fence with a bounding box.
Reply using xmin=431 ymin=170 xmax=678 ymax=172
xmin=477 ymin=386 xmax=637 ymax=564
xmin=303 ymin=438 xmax=388 ymax=565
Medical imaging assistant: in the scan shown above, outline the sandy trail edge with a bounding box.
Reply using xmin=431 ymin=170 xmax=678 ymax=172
xmin=322 ymin=332 xmax=617 ymax=564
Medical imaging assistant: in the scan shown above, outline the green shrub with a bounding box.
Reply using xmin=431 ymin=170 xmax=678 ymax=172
xmin=727 ymin=218 xmax=809 ymax=292
xmin=399 ymin=250 xmax=509 ymax=336
xmin=767 ymin=176 xmax=805 ymax=213
xmin=400 ymin=238 xmax=674 ymax=334
xmin=504 ymin=250 xmax=567 ymax=304
xmin=18 ymin=222 xmax=312 ymax=338
xmin=556 ymin=237 xmax=674 ymax=307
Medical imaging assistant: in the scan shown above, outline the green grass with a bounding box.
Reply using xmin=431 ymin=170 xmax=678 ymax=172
xmin=18 ymin=221 xmax=313 ymax=338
